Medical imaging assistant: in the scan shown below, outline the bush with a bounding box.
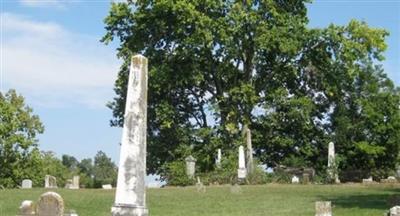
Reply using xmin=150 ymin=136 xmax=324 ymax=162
xmin=161 ymin=160 xmax=195 ymax=186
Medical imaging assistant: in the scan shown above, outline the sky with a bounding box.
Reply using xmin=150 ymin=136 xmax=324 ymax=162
xmin=1 ymin=0 xmax=399 ymax=166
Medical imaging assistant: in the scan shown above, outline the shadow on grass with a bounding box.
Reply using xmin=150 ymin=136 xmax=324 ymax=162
xmin=319 ymin=187 xmax=400 ymax=211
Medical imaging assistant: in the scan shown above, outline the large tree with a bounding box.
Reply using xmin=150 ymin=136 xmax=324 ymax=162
xmin=103 ymin=0 xmax=398 ymax=179
xmin=0 ymin=89 xmax=44 ymax=187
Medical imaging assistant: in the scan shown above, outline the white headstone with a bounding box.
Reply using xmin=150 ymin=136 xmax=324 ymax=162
xmin=18 ymin=200 xmax=35 ymax=215
xmin=216 ymin=149 xmax=222 ymax=168
xmin=71 ymin=176 xmax=79 ymax=189
xmin=238 ymin=146 xmax=247 ymax=179
xmin=111 ymin=55 xmax=149 ymax=216
xmin=22 ymin=179 xmax=32 ymax=189
xmin=292 ymin=175 xmax=300 ymax=184
xmin=102 ymin=184 xmax=112 ymax=190
xmin=315 ymin=201 xmax=332 ymax=216
xmin=185 ymin=155 xmax=197 ymax=179
xmin=36 ymin=192 xmax=64 ymax=216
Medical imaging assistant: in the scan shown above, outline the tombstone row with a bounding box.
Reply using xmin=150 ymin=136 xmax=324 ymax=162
xmin=21 ymin=175 xmax=80 ymax=189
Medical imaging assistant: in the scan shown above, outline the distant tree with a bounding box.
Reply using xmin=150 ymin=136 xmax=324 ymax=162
xmin=93 ymin=151 xmax=117 ymax=188
xmin=41 ymin=151 xmax=70 ymax=187
xmin=331 ymin=63 xmax=400 ymax=180
xmin=62 ymin=154 xmax=79 ymax=172
xmin=0 ymin=89 xmax=44 ymax=188
xmin=78 ymin=158 xmax=94 ymax=188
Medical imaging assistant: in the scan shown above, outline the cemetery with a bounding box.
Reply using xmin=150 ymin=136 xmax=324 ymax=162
xmin=1 ymin=0 xmax=400 ymax=216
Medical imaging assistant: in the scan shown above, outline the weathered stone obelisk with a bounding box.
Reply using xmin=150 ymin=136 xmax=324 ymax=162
xmin=327 ymin=142 xmax=339 ymax=183
xmin=245 ymin=128 xmax=254 ymax=174
xmin=111 ymin=55 xmax=148 ymax=216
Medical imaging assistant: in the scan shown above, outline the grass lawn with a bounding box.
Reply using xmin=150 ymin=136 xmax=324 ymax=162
xmin=0 ymin=184 xmax=398 ymax=216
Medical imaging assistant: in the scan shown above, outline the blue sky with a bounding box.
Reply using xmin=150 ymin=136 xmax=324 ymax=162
xmin=1 ymin=0 xmax=399 ymax=165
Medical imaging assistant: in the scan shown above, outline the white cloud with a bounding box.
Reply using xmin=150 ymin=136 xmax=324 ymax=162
xmin=1 ymin=13 xmax=121 ymax=109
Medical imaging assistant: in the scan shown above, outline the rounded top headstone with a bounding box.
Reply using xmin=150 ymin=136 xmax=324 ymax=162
xmin=36 ymin=191 xmax=64 ymax=216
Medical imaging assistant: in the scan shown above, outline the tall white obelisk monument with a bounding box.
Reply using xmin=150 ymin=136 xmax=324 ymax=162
xmin=112 ymin=55 xmax=149 ymax=216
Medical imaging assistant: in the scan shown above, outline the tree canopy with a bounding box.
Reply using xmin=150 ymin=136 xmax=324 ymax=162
xmin=0 ymin=89 xmax=44 ymax=187
xmin=103 ymin=0 xmax=399 ymax=180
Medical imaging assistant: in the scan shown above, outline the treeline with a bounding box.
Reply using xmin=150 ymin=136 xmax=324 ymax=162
xmin=103 ymin=0 xmax=400 ymax=181
xmin=0 ymin=89 xmax=117 ymax=188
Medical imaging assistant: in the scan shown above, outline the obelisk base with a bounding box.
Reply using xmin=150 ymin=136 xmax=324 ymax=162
xmin=111 ymin=204 xmax=148 ymax=216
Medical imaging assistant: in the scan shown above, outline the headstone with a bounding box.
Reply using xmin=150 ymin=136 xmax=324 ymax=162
xmin=44 ymin=175 xmax=57 ymax=188
xmin=302 ymin=173 xmax=310 ymax=184
xmin=315 ymin=201 xmax=332 ymax=216
xmin=102 ymin=184 xmax=112 ymax=190
xmin=185 ymin=155 xmax=197 ymax=179
xmin=327 ymin=142 xmax=339 ymax=183
xmin=36 ymin=192 xmax=64 ymax=216
xmin=65 ymin=179 xmax=73 ymax=189
xmin=111 ymin=55 xmax=149 ymax=216
xmin=196 ymin=177 xmax=206 ymax=193
xmin=71 ymin=176 xmax=79 ymax=189
xmin=18 ymin=200 xmax=35 ymax=216
xmin=215 ymin=149 xmax=222 ymax=168
xmin=22 ymin=179 xmax=32 ymax=189
xmin=389 ymin=206 xmax=400 ymax=216
xmin=245 ymin=127 xmax=254 ymax=173
xmin=230 ymin=183 xmax=242 ymax=194
xmin=238 ymin=146 xmax=247 ymax=179
xmin=362 ymin=176 xmax=373 ymax=184
xmin=292 ymin=175 xmax=300 ymax=184
xmin=381 ymin=176 xmax=398 ymax=184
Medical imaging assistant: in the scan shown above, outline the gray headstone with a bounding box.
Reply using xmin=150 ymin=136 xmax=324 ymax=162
xmin=22 ymin=179 xmax=32 ymax=189
xmin=111 ymin=55 xmax=149 ymax=216
xmin=44 ymin=175 xmax=57 ymax=188
xmin=185 ymin=155 xmax=197 ymax=179
xmin=196 ymin=177 xmax=206 ymax=193
xmin=36 ymin=192 xmax=64 ymax=216
xmin=18 ymin=200 xmax=35 ymax=216
xmin=315 ymin=201 xmax=332 ymax=216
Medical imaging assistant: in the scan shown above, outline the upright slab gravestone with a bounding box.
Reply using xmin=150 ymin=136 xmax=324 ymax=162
xmin=22 ymin=179 xmax=32 ymax=189
xmin=216 ymin=149 xmax=222 ymax=168
xmin=111 ymin=55 xmax=149 ymax=216
xmin=238 ymin=146 xmax=247 ymax=179
xmin=44 ymin=175 xmax=57 ymax=189
xmin=185 ymin=155 xmax=197 ymax=179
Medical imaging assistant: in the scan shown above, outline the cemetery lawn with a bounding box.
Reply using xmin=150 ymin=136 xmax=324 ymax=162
xmin=0 ymin=184 xmax=398 ymax=216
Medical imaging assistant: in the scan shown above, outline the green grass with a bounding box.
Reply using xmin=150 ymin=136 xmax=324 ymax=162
xmin=0 ymin=184 xmax=398 ymax=216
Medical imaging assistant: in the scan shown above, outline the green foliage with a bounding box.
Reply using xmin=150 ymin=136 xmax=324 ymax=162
xmin=93 ymin=151 xmax=117 ymax=188
xmin=41 ymin=151 xmax=70 ymax=187
xmin=103 ymin=0 xmax=399 ymax=181
xmin=161 ymin=160 xmax=194 ymax=186
xmin=0 ymin=89 xmax=44 ymax=188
